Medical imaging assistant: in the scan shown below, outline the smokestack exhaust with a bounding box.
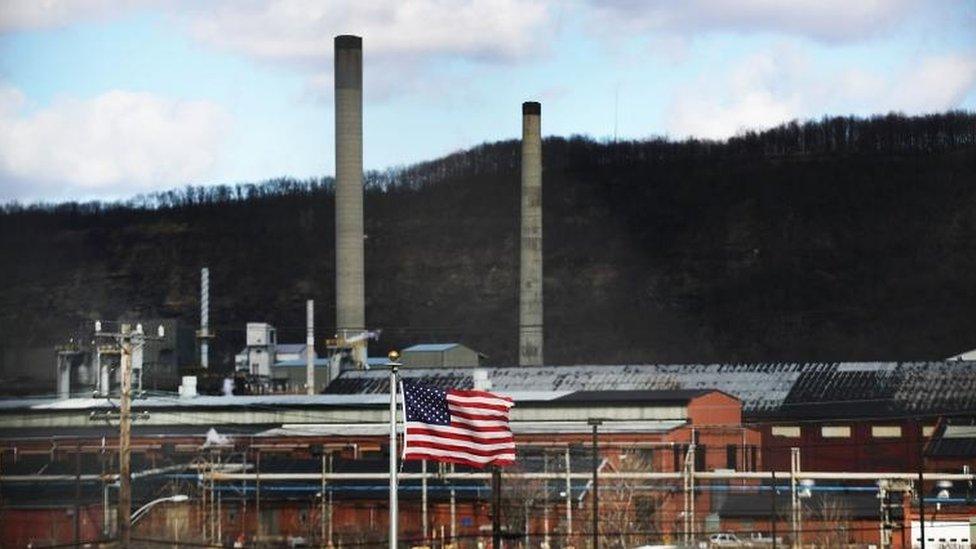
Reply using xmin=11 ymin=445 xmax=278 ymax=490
xmin=334 ymin=35 xmax=367 ymax=364
xmin=519 ymin=101 xmax=543 ymax=366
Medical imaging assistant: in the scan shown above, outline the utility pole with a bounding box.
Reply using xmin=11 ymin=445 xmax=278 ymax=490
xmin=450 ymin=463 xmax=457 ymax=546
xmin=771 ymin=471 xmax=778 ymax=549
xmin=878 ymin=480 xmax=890 ymax=549
xmin=917 ymin=418 xmax=926 ymax=549
xmin=492 ymin=467 xmax=502 ymax=549
xmin=683 ymin=439 xmax=697 ymax=546
xmin=94 ymin=320 xmax=163 ymax=547
xmin=790 ymin=447 xmax=801 ymax=548
xmin=328 ymin=452 xmax=334 ymax=547
xmin=256 ymin=450 xmax=262 ymax=542
xmin=564 ymin=445 xmax=573 ymax=542
xmin=588 ymin=419 xmax=602 ymax=549
xmin=543 ymin=451 xmax=550 ymax=549
xmin=118 ymin=323 xmax=133 ymax=546
xmin=74 ymin=443 xmax=81 ymax=545
xmin=422 ymin=459 xmax=429 ymax=545
xmin=321 ymin=453 xmax=327 ymax=545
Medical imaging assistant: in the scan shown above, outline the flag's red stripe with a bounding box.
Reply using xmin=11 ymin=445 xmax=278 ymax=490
xmin=405 ymin=440 xmax=515 ymax=457
xmin=448 ymin=389 xmax=514 ymax=403
xmin=406 ymin=427 xmax=514 ymax=445
xmin=447 ymin=406 xmax=509 ymax=420
xmin=407 ymin=423 xmax=512 ymax=440
xmin=403 ymin=452 xmax=514 ymax=469
xmin=447 ymin=419 xmax=511 ymax=433
xmin=445 ymin=399 xmax=512 ymax=414
xmin=448 ymin=409 xmax=510 ymax=422
xmin=403 ymin=447 xmax=516 ymax=463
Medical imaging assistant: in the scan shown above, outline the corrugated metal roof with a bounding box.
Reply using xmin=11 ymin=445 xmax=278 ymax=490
xmin=274 ymin=358 xmax=331 ymax=367
xmin=325 ymin=361 xmax=976 ymax=418
xmin=928 ymin=416 xmax=976 ymax=458
xmin=547 ymin=389 xmax=712 ymax=406
xmin=0 ymin=389 xmax=691 ymax=411
xmin=403 ymin=343 xmax=460 ymax=352
xmin=276 ymin=343 xmax=308 ymax=354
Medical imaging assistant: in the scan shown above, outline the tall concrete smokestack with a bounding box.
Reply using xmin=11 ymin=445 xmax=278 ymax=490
xmin=519 ymin=101 xmax=543 ymax=366
xmin=334 ymin=35 xmax=366 ymax=364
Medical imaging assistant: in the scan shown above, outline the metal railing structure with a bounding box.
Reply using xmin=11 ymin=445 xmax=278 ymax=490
xmin=2 ymin=440 xmax=975 ymax=547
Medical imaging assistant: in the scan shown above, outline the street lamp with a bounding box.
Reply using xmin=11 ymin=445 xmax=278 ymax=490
xmin=131 ymin=494 xmax=189 ymax=526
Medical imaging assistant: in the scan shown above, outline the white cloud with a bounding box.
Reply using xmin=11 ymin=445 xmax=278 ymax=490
xmin=665 ymin=47 xmax=806 ymax=139
xmin=0 ymin=87 xmax=228 ymax=201
xmin=0 ymin=0 xmax=161 ymax=31
xmin=588 ymin=0 xmax=917 ymax=44
xmin=2 ymin=1 xmax=555 ymax=78
xmin=177 ymin=0 xmax=557 ymax=104
xmin=181 ymin=0 xmax=553 ymax=66
xmin=884 ymin=55 xmax=976 ymax=112
xmin=665 ymin=49 xmax=976 ymax=140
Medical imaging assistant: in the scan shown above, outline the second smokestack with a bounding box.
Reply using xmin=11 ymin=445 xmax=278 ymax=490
xmin=334 ymin=35 xmax=366 ymax=360
xmin=519 ymin=101 xmax=543 ymax=366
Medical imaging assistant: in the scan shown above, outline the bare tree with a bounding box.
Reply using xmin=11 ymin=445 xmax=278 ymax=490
xmin=576 ymin=449 xmax=661 ymax=549
xmin=810 ymin=495 xmax=852 ymax=548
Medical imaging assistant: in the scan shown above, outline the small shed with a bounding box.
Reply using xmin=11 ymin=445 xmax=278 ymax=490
xmin=400 ymin=343 xmax=484 ymax=368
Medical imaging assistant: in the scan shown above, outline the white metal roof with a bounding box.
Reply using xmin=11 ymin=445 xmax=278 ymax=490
xmin=257 ymin=419 xmax=685 ymax=437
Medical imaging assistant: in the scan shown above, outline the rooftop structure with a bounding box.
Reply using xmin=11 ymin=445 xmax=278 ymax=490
xmin=324 ymin=361 xmax=976 ymax=419
xmin=401 ymin=343 xmax=484 ymax=368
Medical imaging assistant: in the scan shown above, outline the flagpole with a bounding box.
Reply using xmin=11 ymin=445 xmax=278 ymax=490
xmin=388 ymin=351 xmax=401 ymax=549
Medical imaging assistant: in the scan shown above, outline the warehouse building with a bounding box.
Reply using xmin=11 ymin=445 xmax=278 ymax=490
xmin=401 ymin=343 xmax=485 ymax=368
xmin=0 ymin=387 xmax=756 ymax=546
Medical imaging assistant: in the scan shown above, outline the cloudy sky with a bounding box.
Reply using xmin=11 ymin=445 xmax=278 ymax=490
xmin=1 ymin=1 xmax=974 ymax=202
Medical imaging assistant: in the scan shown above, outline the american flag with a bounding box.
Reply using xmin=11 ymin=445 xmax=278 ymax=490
xmin=401 ymin=381 xmax=516 ymax=468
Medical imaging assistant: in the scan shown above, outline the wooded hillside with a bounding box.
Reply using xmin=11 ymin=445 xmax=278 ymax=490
xmin=1 ymin=111 xmax=974 ymax=375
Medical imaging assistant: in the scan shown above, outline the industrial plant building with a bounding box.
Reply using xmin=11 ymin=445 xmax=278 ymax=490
xmin=2 ymin=361 xmax=976 ymax=546
xmin=2 ymin=31 xmax=976 ymax=549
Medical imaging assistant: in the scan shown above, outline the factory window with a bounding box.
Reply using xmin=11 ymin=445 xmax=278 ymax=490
xmin=821 ymin=426 xmax=851 ymax=438
xmin=771 ymin=426 xmax=801 ymax=438
xmin=871 ymin=426 xmax=902 ymax=438
xmin=726 ymin=445 xmax=737 ymax=470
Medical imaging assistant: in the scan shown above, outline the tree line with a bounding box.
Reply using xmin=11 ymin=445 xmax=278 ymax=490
xmin=0 ymin=111 xmax=974 ymax=383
